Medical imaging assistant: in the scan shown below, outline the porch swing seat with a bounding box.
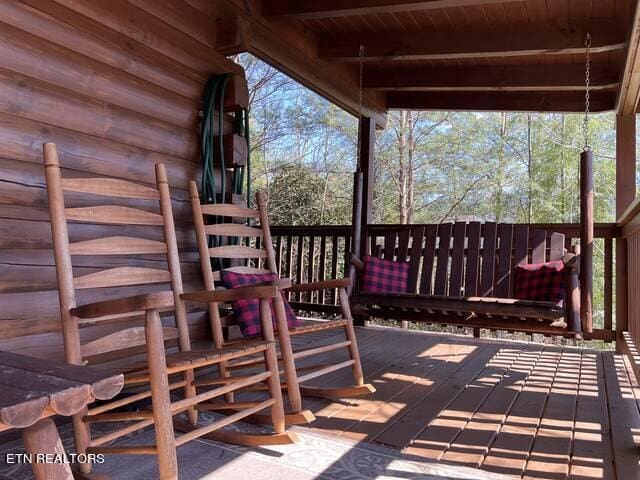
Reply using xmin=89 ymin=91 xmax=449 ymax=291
xmin=350 ymin=222 xmax=581 ymax=337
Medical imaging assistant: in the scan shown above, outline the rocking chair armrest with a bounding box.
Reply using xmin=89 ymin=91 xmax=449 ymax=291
xmin=349 ymin=252 xmax=365 ymax=271
xmin=181 ymin=285 xmax=279 ymax=304
xmin=286 ymin=278 xmax=352 ymax=293
xmin=71 ymin=291 xmax=175 ymax=319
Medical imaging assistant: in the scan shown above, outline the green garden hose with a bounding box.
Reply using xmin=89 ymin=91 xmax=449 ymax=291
xmin=199 ymin=73 xmax=251 ymax=254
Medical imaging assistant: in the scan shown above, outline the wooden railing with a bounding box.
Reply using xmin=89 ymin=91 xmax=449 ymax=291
xmin=271 ymin=222 xmax=617 ymax=341
xmin=618 ymin=199 xmax=640 ymax=375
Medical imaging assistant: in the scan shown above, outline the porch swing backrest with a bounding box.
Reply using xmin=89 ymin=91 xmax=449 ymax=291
xmin=373 ymin=222 xmax=566 ymax=298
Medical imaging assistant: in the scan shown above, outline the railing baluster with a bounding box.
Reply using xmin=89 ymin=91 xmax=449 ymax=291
xmin=307 ymin=235 xmax=315 ymax=303
xmin=296 ymin=235 xmax=304 ymax=302
xmin=319 ymin=236 xmax=327 ymax=304
xmin=331 ymin=235 xmax=339 ymax=305
xmin=275 ymin=235 xmax=283 ymax=275
xmin=604 ymin=236 xmax=613 ymax=332
xmin=285 ymin=235 xmax=293 ymax=301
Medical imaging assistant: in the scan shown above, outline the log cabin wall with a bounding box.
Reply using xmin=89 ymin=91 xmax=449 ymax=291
xmin=0 ymin=0 xmax=243 ymax=359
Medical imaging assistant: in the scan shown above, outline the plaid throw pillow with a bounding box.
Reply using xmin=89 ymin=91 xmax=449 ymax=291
xmin=361 ymin=255 xmax=409 ymax=294
xmin=221 ymin=271 xmax=300 ymax=337
xmin=514 ymin=260 xmax=565 ymax=305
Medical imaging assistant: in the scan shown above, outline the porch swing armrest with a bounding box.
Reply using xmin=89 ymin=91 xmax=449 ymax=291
xmin=563 ymin=243 xmax=580 ymax=270
xmin=348 ymin=252 xmax=365 ymax=271
xmin=285 ymin=278 xmax=352 ymax=293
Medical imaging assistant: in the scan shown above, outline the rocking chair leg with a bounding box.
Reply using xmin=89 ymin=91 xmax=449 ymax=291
xmin=263 ymin=343 xmax=286 ymax=433
xmin=72 ymin=408 xmax=92 ymax=475
xmin=273 ymin=296 xmax=303 ymax=413
xmin=183 ymin=368 xmax=198 ymax=426
xmin=145 ymin=310 xmax=178 ymax=480
xmin=339 ymin=288 xmax=365 ymax=386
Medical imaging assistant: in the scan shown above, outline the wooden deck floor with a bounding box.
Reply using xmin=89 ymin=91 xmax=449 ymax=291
xmin=290 ymin=324 xmax=640 ymax=479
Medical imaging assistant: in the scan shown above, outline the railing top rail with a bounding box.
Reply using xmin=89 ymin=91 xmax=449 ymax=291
xmin=271 ymin=222 xmax=619 ymax=238
xmin=618 ymin=196 xmax=640 ymax=227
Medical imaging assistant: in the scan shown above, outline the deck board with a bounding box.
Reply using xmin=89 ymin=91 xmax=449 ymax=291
xmin=295 ymin=325 xmax=640 ymax=479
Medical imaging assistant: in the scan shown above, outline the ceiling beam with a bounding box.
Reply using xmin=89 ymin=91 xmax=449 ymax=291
xmin=385 ymin=90 xmax=617 ymax=113
xmin=263 ymin=0 xmax=522 ymax=19
xmin=616 ymin=0 xmax=640 ymax=114
xmin=319 ymin=20 xmax=625 ymax=61
xmin=204 ymin=0 xmax=388 ymax=126
xmin=364 ymin=64 xmax=620 ymax=92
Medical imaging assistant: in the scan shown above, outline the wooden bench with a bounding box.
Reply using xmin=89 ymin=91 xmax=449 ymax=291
xmin=350 ymin=222 xmax=581 ymax=337
xmin=0 ymin=350 xmax=124 ymax=480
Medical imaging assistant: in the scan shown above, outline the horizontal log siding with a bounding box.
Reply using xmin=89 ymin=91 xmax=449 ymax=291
xmin=0 ymin=0 xmax=241 ymax=358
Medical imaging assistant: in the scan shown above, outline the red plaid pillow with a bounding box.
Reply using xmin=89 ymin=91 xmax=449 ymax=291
xmin=361 ymin=255 xmax=409 ymax=294
xmin=221 ymin=271 xmax=300 ymax=337
xmin=514 ymin=260 xmax=565 ymax=305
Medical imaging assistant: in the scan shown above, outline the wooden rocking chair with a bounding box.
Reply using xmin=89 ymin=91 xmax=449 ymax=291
xmin=44 ymin=143 xmax=293 ymax=480
xmin=189 ymin=183 xmax=375 ymax=425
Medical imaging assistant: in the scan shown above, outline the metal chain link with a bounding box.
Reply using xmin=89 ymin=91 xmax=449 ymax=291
xmin=583 ymin=32 xmax=591 ymax=152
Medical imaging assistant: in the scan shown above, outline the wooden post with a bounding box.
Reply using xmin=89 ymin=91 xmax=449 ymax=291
xmin=349 ymin=171 xmax=363 ymax=292
xmin=616 ymin=114 xmax=636 ymax=350
xmin=145 ymin=309 xmax=178 ymax=480
xmin=22 ymin=418 xmax=74 ymax=480
xmin=358 ymin=115 xmax=376 ymax=257
xmin=580 ymin=149 xmax=594 ymax=333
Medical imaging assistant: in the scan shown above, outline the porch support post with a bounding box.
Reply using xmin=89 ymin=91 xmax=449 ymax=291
xmin=616 ymin=113 xmax=636 ymax=350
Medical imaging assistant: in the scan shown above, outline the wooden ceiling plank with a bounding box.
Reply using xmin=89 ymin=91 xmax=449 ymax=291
xmin=263 ymin=0 xmax=526 ymax=19
xmin=616 ymin=0 xmax=640 ymax=114
xmin=364 ymin=64 xmax=620 ymax=91
xmin=386 ymin=90 xmax=617 ymax=112
xmin=319 ymin=20 xmax=626 ymax=61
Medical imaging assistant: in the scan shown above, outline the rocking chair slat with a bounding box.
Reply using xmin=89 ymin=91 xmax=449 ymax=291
xmin=74 ymin=266 xmax=171 ymax=289
xmin=70 ymin=236 xmax=168 ymax=255
xmin=65 ymin=205 xmax=164 ymax=225
xmin=61 ymin=177 xmax=160 ymax=200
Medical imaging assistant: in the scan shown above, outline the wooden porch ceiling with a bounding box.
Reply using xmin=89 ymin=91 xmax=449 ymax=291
xmin=215 ymin=0 xmax=640 ymax=119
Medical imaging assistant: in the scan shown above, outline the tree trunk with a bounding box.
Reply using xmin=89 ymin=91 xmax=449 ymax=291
xmin=397 ymin=111 xmax=408 ymax=224
xmin=527 ymin=113 xmax=533 ymax=223
xmin=406 ymin=112 xmax=415 ymax=224
xmin=495 ymin=112 xmax=507 ymax=222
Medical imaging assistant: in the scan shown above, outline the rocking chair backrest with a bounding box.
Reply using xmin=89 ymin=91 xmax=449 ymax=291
xmin=372 ymin=222 xmax=565 ymax=299
xmin=44 ymin=143 xmax=189 ymax=366
xmin=188 ymin=183 xmax=278 ymax=342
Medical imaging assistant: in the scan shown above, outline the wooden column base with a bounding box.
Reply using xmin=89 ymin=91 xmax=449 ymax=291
xmin=22 ymin=418 xmax=74 ymax=480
